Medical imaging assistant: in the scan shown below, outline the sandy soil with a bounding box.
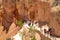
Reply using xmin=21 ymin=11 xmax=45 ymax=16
xmin=0 ymin=22 xmax=51 ymax=40
xmin=0 ymin=23 xmax=20 ymax=40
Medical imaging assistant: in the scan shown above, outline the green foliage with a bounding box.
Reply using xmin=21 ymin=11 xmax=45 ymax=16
xmin=6 ymin=37 xmax=11 ymax=40
xmin=29 ymin=26 xmax=34 ymax=31
xmin=31 ymin=36 xmax=36 ymax=40
xmin=28 ymin=26 xmax=36 ymax=33
xmin=19 ymin=26 xmax=37 ymax=40
xmin=28 ymin=26 xmax=36 ymax=40
xmin=16 ymin=20 xmax=23 ymax=26
xmin=45 ymin=37 xmax=50 ymax=40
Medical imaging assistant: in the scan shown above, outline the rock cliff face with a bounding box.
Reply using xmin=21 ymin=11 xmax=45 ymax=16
xmin=2 ymin=0 xmax=15 ymax=33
